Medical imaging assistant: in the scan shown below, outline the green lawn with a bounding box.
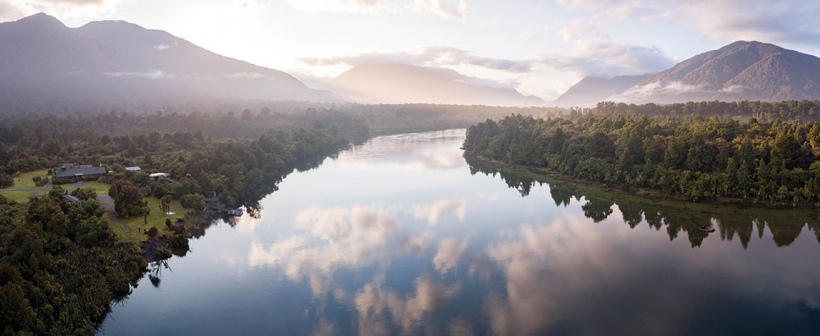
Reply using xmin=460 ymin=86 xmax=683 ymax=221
xmin=0 ymin=191 xmax=43 ymax=203
xmin=80 ymin=181 xmax=111 ymax=195
xmin=9 ymin=169 xmax=50 ymax=190
xmin=107 ymin=197 xmax=194 ymax=244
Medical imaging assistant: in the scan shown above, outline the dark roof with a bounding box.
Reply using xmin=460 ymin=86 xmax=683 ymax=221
xmin=55 ymin=165 xmax=107 ymax=179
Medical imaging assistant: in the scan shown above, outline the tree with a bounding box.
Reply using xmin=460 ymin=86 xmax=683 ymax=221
xmin=108 ymin=180 xmax=146 ymax=219
xmin=160 ymin=195 xmax=172 ymax=215
xmin=180 ymin=194 xmax=206 ymax=211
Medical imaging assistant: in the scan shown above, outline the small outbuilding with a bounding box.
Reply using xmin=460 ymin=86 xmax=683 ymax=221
xmin=125 ymin=166 xmax=141 ymax=172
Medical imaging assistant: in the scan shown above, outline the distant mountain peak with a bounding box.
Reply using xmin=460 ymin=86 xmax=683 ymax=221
xmin=8 ymin=12 xmax=65 ymax=29
xmin=327 ymin=63 xmax=544 ymax=106
xmin=0 ymin=14 xmax=333 ymax=108
xmin=613 ymin=40 xmax=820 ymax=104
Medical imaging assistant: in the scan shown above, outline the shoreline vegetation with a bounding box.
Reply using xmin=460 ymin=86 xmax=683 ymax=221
xmin=463 ymin=152 xmax=820 ymax=249
xmin=0 ymin=103 xmax=554 ymax=334
xmin=2 ymin=99 xmax=820 ymax=334
xmin=0 ymin=107 xmax=375 ymax=334
xmin=463 ymin=102 xmax=820 ymax=208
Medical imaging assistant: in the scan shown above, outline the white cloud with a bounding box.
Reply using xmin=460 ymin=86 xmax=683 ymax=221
xmin=226 ymin=72 xmax=266 ymax=79
xmin=300 ymin=46 xmax=531 ymax=74
xmin=285 ymin=0 xmax=396 ymax=14
xmin=414 ymin=0 xmax=465 ymax=19
xmin=285 ymin=0 xmax=465 ymax=19
xmin=0 ymin=0 xmax=129 ymax=22
xmin=153 ymin=43 xmax=170 ymax=51
xmin=355 ymin=275 xmax=461 ymax=333
xmin=556 ymin=0 xmax=820 ymax=47
xmin=432 ymin=238 xmax=468 ymax=273
xmin=539 ymin=41 xmax=675 ymax=78
xmin=103 ymin=69 xmax=173 ymax=79
xmin=412 ymin=199 xmax=467 ymax=225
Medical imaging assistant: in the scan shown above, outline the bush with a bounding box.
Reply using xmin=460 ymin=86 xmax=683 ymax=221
xmin=180 ymin=194 xmax=206 ymax=211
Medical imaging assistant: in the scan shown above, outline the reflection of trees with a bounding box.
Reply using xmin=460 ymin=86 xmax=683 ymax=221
xmin=464 ymin=153 xmax=538 ymax=197
xmin=466 ymin=154 xmax=820 ymax=249
xmin=549 ymin=183 xmax=575 ymax=207
xmin=581 ymin=197 xmax=614 ymax=223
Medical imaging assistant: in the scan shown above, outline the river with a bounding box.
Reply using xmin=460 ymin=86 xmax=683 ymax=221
xmin=99 ymin=129 xmax=820 ymax=335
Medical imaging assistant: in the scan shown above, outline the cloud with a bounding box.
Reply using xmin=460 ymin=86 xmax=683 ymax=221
xmin=412 ymin=199 xmax=467 ymax=225
xmin=285 ymin=0 xmax=396 ymax=14
xmin=676 ymin=0 xmax=820 ymax=45
xmin=355 ymin=274 xmax=461 ymax=333
xmin=226 ymin=72 xmax=266 ymax=79
xmin=153 ymin=43 xmax=170 ymax=51
xmin=538 ymin=41 xmax=675 ymax=78
xmin=414 ymin=0 xmax=465 ymax=19
xmin=432 ymin=238 xmax=468 ymax=273
xmin=103 ymin=69 xmax=173 ymax=79
xmin=285 ymin=0 xmax=466 ymax=19
xmin=556 ymin=0 xmax=820 ymax=47
xmin=0 ymin=1 xmax=28 ymax=21
xmin=0 ymin=0 xmax=128 ymax=22
xmin=300 ymin=46 xmax=532 ymax=74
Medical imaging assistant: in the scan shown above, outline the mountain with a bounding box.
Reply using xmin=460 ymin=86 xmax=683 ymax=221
xmin=552 ymin=75 xmax=649 ymax=107
xmin=623 ymin=41 xmax=820 ymax=104
xmin=311 ymin=63 xmax=544 ymax=106
xmin=0 ymin=13 xmax=332 ymax=111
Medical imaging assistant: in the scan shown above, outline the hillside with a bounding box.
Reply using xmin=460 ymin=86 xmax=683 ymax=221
xmin=553 ymin=75 xmax=649 ymax=107
xmin=623 ymin=41 xmax=820 ymax=103
xmin=313 ymin=63 xmax=544 ymax=107
xmin=0 ymin=13 xmax=332 ymax=113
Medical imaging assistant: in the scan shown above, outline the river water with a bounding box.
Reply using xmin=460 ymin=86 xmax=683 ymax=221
xmin=100 ymin=129 xmax=820 ymax=335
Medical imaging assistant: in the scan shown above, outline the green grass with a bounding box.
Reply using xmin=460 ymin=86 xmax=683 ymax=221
xmin=106 ymin=197 xmax=194 ymax=244
xmin=80 ymin=181 xmax=111 ymax=195
xmin=0 ymin=191 xmax=43 ymax=203
xmin=9 ymin=169 xmax=50 ymax=190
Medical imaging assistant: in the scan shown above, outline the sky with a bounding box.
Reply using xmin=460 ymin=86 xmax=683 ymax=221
xmin=1 ymin=0 xmax=819 ymax=101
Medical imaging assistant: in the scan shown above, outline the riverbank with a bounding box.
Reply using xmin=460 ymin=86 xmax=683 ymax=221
xmin=464 ymin=152 xmax=820 ymax=244
xmin=464 ymin=151 xmax=820 ymax=212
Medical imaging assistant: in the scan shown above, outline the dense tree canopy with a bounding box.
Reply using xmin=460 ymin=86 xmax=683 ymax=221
xmin=464 ymin=112 xmax=820 ymax=205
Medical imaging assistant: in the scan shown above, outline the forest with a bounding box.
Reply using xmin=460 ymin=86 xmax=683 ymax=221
xmin=464 ymin=101 xmax=820 ymax=206
xmin=0 ymin=108 xmax=373 ymax=334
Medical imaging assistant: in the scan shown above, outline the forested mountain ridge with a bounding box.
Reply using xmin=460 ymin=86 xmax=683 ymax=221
xmin=463 ymin=103 xmax=820 ymax=205
xmin=0 ymin=13 xmax=332 ymax=112
xmin=625 ymin=41 xmax=820 ymax=104
xmin=553 ymin=41 xmax=820 ymax=106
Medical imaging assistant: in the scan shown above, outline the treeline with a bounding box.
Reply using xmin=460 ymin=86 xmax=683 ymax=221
xmin=586 ymin=100 xmax=820 ymax=122
xmin=464 ymin=113 xmax=820 ymax=205
xmin=0 ymin=192 xmax=146 ymax=334
xmin=0 ymin=111 xmax=372 ymax=334
xmin=0 ymin=103 xmax=558 ymax=145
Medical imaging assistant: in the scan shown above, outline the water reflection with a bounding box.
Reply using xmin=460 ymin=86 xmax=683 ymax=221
xmin=101 ymin=130 xmax=820 ymax=336
xmin=465 ymin=152 xmax=820 ymax=249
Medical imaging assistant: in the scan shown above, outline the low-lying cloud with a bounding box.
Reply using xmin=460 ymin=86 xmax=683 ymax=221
xmin=300 ymin=46 xmax=532 ymax=74
xmin=103 ymin=69 xmax=173 ymax=79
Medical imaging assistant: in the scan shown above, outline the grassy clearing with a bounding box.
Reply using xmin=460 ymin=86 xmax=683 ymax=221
xmin=9 ymin=169 xmax=50 ymax=190
xmin=106 ymin=197 xmax=194 ymax=244
xmin=80 ymin=181 xmax=111 ymax=195
xmin=1 ymin=191 xmax=43 ymax=203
